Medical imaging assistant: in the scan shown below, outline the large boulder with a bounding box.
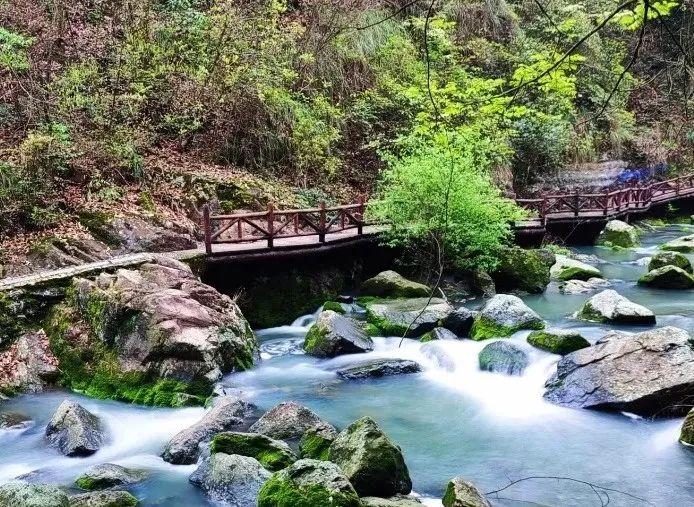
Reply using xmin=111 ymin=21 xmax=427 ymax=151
xmin=550 ymin=255 xmax=602 ymax=282
xmin=492 ymin=246 xmax=555 ymax=294
xmin=363 ymin=298 xmax=453 ymax=337
xmin=0 ymin=481 xmax=69 ymax=507
xmin=558 ymin=277 xmax=610 ymax=295
xmin=190 ymin=453 xmax=271 ymax=507
xmin=360 ymin=271 xmax=429 ymax=298
xmin=442 ymin=477 xmax=491 ymax=507
xmin=336 ymin=359 xmax=421 ymax=380
xmin=69 ymin=490 xmax=138 ymax=507
xmin=328 ymin=416 xmax=411 ymax=497
xmin=249 ymin=401 xmax=336 ymax=441
xmin=638 ymin=265 xmax=694 ymax=289
xmin=648 ymin=251 xmax=693 ymax=273
xmin=469 ymin=294 xmax=544 ymax=340
xmin=576 ymin=290 xmax=655 ymax=325
xmin=440 ymin=307 xmax=477 ymax=336
xmin=0 ymin=330 xmax=58 ymax=395
xmin=45 ymin=400 xmax=103 ymax=457
xmin=597 ymin=220 xmax=639 ymax=248
xmin=661 ymin=234 xmax=694 ymax=253
xmin=46 ymin=258 xmax=258 ymax=406
xmin=210 ymin=432 xmax=297 ymax=471
xmin=75 ymin=464 xmax=147 ymax=490
xmin=303 ymin=311 xmax=373 ymax=358
xmin=478 ymin=341 xmax=528 ymax=376
xmin=162 ymin=395 xmax=256 ymax=464
xmin=680 ymin=408 xmax=694 ymax=446
xmin=544 ymin=326 xmax=694 ymax=416
xmin=527 ymin=329 xmax=590 ymax=355
xmin=258 ymin=459 xmax=361 ymax=507
xmin=420 ymin=327 xmax=458 ymax=342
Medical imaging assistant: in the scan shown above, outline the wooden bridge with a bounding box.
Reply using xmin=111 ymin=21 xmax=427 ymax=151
xmin=203 ymin=173 xmax=694 ymax=253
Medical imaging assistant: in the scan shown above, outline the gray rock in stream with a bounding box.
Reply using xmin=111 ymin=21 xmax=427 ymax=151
xmin=544 ymin=326 xmax=694 ymax=416
xmin=478 ymin=341 xmax=528 ymax=376
xmin=576 ymin=289 xmax=655 ymax=325
xmin=0 ymin=481 xmax=70 ymax=507
xmin=336 ymin=359 xmax=421 ymax=380
xmin=249 ymin=401 xmax=336 ymax=442
xmin=190 ymin=453 xmax=271 ymax=506
xmin=69 ymin=490 xmax=139 ymax=507
xmin=440 ymin=307 xmax=477 ymax=336
xmin=442 ymin=476 xmax=491 ymax=507
xmin=74 ymin=463 xmax=147 ymax=490
xmin=162 ymin=395 xmax=257 ymax=465
xmin=469 ymin=294 xmax=544 ymax=340
xmin=303 ymin=310 xmax=374 ymax=358
xmin=363 ymin=298 xmax=453 ymax=337
xmin=45 ymin=400 xmax=103 ymax=457
xmin=362 ymin=495 xmax=422 ymax=506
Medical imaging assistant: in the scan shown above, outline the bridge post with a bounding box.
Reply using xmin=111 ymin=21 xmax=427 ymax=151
xmin=267 ymin=202 xmax=274 ymax=248
xmin=203 ymin=204 xmax=212 ymax=255
xmin=318 ymin=201 xmax=326 ymax=243
xmin=573 ymin=192 xmax=579 ymax=217
xmin=357 ymin=196 xmax=364 ymax=235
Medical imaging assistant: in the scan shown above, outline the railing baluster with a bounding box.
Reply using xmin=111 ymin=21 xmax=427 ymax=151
xmin=357 ymin=196 xmax=364 ymax=235
xmin=203 ymin=204 xmax=212 ymax=254
xmin=318 ymin=201 xmax=326 ymax=242
xmin=267 ymin=202 xmax=274 ymax=248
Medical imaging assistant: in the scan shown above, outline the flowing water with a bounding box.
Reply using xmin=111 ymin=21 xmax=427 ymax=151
xmin=3 ymin=223 xmax=694 ymax=506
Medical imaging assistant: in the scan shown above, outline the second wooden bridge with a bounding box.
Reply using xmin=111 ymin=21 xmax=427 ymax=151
xmin=202 ymin=173 xmax=694 ymax=254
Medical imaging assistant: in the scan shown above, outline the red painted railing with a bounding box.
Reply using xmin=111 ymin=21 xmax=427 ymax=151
xmin=203 ymin=198 xmax=366 ymax=254
xmin=515 ymin=173 xmax=694 ymax=225
xmin=202 ymin=173 xmax=694 ymax=253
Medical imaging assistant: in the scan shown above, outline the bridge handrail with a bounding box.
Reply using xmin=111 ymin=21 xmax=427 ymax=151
xmin=202 ymin=173 xmax=694 ymax=253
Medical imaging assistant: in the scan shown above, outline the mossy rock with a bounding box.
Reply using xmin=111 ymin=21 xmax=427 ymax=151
xmin=660 ymin=234 xmax=694 ymax=253
xmin=257 ymin=459 xmax=361 ymax=507
xmin=211 ymin=432 xmax=297 ymax=471
xmin=360 ymin=271 xmax=429 ymax=298
xmin=527 ymin=329 xmax=590 ymax=355
xmin=492 ymin=247 xmax=555 ymax=294
xmin=597 ymin=220 xmax=639 ymax=248
xmin=680 ymin=408 xmax=694 ymax=446
xmin=637 ymin=265 xmax=694 ymax=289
xmin=363 ymin=298 xmax=452 ymax=338
xmin=322 ymin=301 xmax=346 ymax=314
xmin=469 ymin=314 xmax=544 ymax=341
xmin=303 ymin=310 xmax=373 ymax=358
xmin=648 ymin=251 xmax=693 ymax=273
xmin=550 ymin=255 xmax=602 ymax=282
xmin=70 ymin=490 xmax=139 ymax=507
xmin=299 ymin=427 xmax=336 ymax=461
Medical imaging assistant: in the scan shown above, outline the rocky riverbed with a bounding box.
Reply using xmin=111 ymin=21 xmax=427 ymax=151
xmin=2 ymin=221 xmax=694 ymax=506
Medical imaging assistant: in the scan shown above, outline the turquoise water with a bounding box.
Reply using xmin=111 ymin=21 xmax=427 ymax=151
xmin=2 ymin=223 xmax=694 ymax=505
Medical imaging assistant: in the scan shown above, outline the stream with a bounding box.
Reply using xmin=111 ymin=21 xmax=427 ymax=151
xmin=2 ymin=223 xmax=694 ymax=506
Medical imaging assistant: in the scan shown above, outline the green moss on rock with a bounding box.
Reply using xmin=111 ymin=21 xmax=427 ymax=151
xmin=469 ymin=316 xmax=544 ymax=341
xmin=211 ymin=432 xmax=296 ymax=471
xmin=527 ymin=329 xmax=590 ymax=355
xmin=492 ymin=247 xmax=555 ymax=294
xmin=299 ymin=428 xmax=333 ymax=461
xmin=322 ymin=301 xmax=346 ymax=314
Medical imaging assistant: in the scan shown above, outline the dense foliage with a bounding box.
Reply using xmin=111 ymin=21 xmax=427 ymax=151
xmin=0 ymin=0 xmax=690 ymax=268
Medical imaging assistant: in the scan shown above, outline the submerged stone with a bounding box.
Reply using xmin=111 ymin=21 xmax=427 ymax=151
xmin=544 ymin=326 xmax=694 ymax=416
xmin=45 ymin=400 xmax=103 ymax=457
xmin=469 ymin=294 xmax=544 ymax=340
xmin=576 ymin=289 xmax=655 ymax=325
xmin=303 ymin=310 xmax=373 ymax=358
xmin=558 ymin=277 xmax=610 ymax=295
xmin=257 ymin=459 xmax=360 ymax=507
xmin=478 ymin=341 xmax=528 ymax=376
xmin=211 ymin=432 xmax=297 ymax=471
xmin=336 ymin=359 xmax=421 ymax=380
xmin=527 ymin=329 xmax=590 ymax=355
xmin=328 ymin=416 xmax=412 ymax=497
xmin=637 ymin=265 xmax=694 ymax=289
xmin=361 ymin=271 xmax=430 ymax=298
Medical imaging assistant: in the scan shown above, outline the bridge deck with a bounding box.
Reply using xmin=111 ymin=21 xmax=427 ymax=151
xmin=0 ymin=225 xmax=385 ymax=292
